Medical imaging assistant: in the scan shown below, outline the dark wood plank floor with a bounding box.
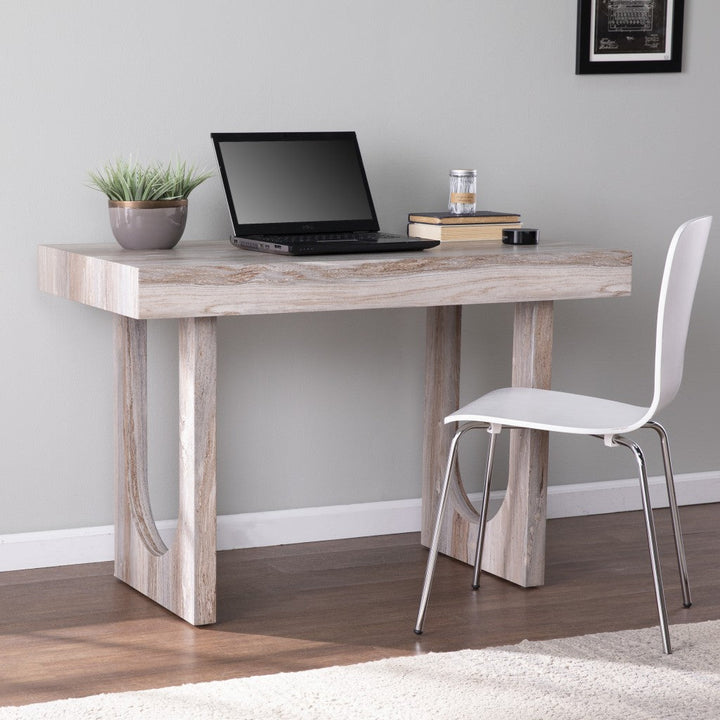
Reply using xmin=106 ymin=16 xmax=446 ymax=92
xmin=1 ymin=503 xmax=719 ymax=707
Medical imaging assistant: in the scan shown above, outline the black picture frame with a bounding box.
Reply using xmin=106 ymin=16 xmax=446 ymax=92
xmin=576 ymin=0 xmax=684 ymax=74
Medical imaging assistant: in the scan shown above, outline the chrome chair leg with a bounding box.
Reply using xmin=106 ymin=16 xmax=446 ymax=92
xmin=613 ymin=435 xmax=672 ymax=654
xmin=472 ymin=427 xmax=500 ymax=589
xmin=415 ymin=423 xmax=484 ymax=635
xmin=644 ymin=420 xmax=692 ymax=608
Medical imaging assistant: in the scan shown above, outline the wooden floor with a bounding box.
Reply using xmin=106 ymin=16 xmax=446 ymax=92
xmin=1 ymin=503 xmax=719 ymax=707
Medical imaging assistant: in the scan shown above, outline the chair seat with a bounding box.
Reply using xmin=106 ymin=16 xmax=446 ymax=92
xmin=446 ymin=387 xmax=650 ymax=436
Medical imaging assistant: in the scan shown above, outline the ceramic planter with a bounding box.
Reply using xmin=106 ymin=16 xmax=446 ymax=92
xmin=108 ymin=199 xmax=188 ymax=250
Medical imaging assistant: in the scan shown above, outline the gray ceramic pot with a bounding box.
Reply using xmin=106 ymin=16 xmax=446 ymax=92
xmin=108 ymin=199 xmax=188 ymax=250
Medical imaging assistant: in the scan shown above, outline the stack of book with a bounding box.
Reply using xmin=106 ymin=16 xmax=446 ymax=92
xmin=407 ymin=210 xmax=521 ymax=242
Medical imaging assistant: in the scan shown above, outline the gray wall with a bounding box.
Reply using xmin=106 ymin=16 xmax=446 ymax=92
xmin=2 ymin=1 xmax=719 ymax=535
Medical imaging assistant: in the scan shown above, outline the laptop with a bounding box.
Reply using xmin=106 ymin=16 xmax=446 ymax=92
xmin=211 ymin=131 xmax=440 ymax=255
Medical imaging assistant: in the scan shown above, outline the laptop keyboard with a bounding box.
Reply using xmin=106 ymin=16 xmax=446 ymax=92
xmin=257 ymin=232 xmax=393 ymax=244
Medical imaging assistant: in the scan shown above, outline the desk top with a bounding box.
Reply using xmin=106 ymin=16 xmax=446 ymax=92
xmin=38 ymin=240 xmax=632 ymax=319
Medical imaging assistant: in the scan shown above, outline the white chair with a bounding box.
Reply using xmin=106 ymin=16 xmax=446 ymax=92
xmin=414 ymin=216 xmax=712 ymax=654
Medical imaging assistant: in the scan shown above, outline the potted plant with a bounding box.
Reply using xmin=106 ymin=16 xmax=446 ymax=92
xmin=88 ymin=157 xmax=212 ymax=250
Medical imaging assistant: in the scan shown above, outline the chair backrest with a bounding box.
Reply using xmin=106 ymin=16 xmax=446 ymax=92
xmin=650 ymin=216 xmax=712 ymax=415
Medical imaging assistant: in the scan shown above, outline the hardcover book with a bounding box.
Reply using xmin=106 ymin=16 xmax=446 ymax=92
xmin=407 ymin=222 xmax=523 ymax=242
xmin=408 ymin=210 xmax=521 ymax=225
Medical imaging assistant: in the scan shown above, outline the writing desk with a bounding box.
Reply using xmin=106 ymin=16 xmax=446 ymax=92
xmin=38 ymin=240 xmax=631 ymax=625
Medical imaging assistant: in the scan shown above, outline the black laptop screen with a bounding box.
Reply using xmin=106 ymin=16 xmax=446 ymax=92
xmin=212 ymin=132 xmax=379 ymax=235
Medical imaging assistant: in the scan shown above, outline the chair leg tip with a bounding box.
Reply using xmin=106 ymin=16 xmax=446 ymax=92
xmin=472 ymin=584 xmax=479 ymax=590
xmin=413 ymin=628 xmax=423 ymax=636
xmin=683 ymin=601 xmax=693 ymax=608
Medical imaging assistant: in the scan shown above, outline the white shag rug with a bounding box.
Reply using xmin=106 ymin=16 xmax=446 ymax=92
xmin=3 ymin=620 xmax=720 ymax=720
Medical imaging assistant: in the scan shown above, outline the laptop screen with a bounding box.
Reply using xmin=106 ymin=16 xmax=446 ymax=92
xmin=211 ymin=132 xmax=380 ymax=236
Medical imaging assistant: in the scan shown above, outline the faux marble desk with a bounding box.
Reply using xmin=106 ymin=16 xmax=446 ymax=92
xmin=38 ymin=240 xmax=631 ymax=625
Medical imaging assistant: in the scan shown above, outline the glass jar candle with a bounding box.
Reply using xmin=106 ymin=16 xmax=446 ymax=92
xmin=448 ymin=169 xmax=477 ymax=215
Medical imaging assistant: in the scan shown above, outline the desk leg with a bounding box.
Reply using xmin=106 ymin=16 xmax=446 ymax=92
xmin=422 ymin=305 xmax=481 ymax=562
xmin=481 ymin=301 xmax=552 ymax=587
xmin=114 ymin=315 xmax=217 ymax=625
xmin=421 ymin=301 xmax=552 ymax=587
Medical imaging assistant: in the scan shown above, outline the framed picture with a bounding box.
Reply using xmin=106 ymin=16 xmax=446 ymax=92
xmin=576 ymin=0 xmax=684 ymax=74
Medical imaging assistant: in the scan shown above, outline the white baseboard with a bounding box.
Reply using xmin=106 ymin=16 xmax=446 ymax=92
xmin=2 ymin=471 xmax=719 ymax=572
